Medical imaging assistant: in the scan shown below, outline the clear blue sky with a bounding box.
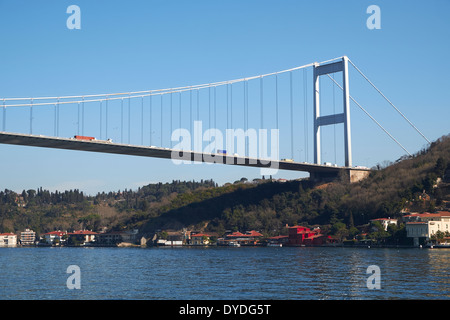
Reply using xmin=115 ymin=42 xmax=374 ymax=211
xmin=0 ymin=0 xmax=449 ymax=195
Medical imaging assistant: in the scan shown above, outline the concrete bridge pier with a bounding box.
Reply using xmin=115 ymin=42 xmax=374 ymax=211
xmin=310 ymin=168 xmax=370 ymax=184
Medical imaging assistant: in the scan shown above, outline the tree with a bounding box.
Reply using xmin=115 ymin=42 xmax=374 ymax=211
xmin=434 ymin=157 xmax=447 ymax=177
xmin=158 ymin=231 xmax=168 ymax=240
xmin=431 ymin=230 xmax=445 ymax=244
xmin=67 ymin=235 xmax=83 ymax=246
xmin=331 ymin=221 xmax=349 ymax=241
xmin=422 ymin=173 xmax=437 ymax=193
xmin=389 ymin=225 xmax=408 ymax=245
xmin=140 ymin=200 xmax=150 ymax=211
xmin=78 ymin=214 xmax=101 ymax=231
xmin=27 ymin=189 xmax=36 ymax=200
xmin=369 ymin=221 xmax=390 ymax=243
xmin=21 ymin=190 xmax=28 ymax=203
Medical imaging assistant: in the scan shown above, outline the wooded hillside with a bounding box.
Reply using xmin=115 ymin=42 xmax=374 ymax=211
xmin=1 ymin=134 xmax=449 ymax=243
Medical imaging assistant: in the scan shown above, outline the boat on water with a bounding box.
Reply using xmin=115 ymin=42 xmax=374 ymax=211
xmin=426 ymin=243 xmax=450 ymax=249
xmin=228 ymin=241 xmax=240 ymax=247
xmin=267 ymin=243 xmax=282 ymax=247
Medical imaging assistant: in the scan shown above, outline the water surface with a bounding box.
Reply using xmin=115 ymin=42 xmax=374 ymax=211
xmin=0 ymin=246 xmax=448 ymax=300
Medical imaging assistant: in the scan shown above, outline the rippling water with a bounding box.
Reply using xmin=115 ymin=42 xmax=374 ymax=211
xmin=0 ymin=246 xmax=448 ymax=300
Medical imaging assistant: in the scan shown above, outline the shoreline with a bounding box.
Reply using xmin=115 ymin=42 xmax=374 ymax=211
xmin=3 ymin=243 xmax=449 ymax=249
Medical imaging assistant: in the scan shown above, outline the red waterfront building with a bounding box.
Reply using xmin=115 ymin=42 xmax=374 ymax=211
xmin=288 ymin=225 xmax=336 ymax=246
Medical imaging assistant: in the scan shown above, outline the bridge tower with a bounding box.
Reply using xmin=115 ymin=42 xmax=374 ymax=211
xmin=313 ymin=56 xmax=352 ymax=167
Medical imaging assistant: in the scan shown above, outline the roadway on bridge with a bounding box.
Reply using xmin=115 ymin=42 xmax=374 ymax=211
xmin=0 ymin=132 xmax=369 ymax=176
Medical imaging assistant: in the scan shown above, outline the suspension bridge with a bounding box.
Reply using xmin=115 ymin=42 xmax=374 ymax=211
xmin=0 ymin=56 xmax=430 ymax=183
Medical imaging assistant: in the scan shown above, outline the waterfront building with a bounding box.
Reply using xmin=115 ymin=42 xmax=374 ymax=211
xmin=156 ymin=239 xmax=183 ymax=246
xmin=96 ymin=229 xmax=138 ymax=245
xmin=288 ymin=226 xmax=315 ymax=245
xmin=20 ymin=228 xmax=36 ymax=245
xmin=121 ymin=229 xmax=139 ymax=243
xmin=287 ymin=225 xmax=336 ymax=246
xmin=97 ymin=231 xmax=124 ymax=245
xmin=190 ymin=233 xmax=211 ymax=246
xmin=67 ymin=230 xmax=98 ymax=245
xmin=182 ymin=229 xmax=191 ymax=243
xmin=0 ymin=233 xmax=17 ymax=247
xmin=217 ymin=230 xmax=263 ymax=246
xmin=267 ymin=235 xmax=289 ymax=246
xmin=43 ymin=231 xmax=67 ymax=245
xmin=404 ymin=211 xmax=450 ymax=246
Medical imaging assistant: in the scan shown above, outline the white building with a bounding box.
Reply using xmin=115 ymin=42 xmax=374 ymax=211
xmin=20 ymin=229 xmax=36 ymax=245
xmin=190 ymin=233 xmax=211 ymax=246
xmin=0 ymin=233 xmax=17 ymax=247
xmin=43 ymin=231 xmax=67 ymax=245
xmin=404 ymin=212 xmax=450 ymax=246
xmin=67 ymin=230 xmax=98 ymax=245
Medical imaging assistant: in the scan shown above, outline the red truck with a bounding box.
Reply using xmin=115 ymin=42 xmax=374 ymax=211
xmin=74 ymin=135 xmax=95 ymax=141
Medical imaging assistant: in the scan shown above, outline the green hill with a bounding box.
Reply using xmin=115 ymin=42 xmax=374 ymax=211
xmin=1 ymin=134 xmax=449 ymax=243
xmin=121 ymin=134 xmax=450 ymax=237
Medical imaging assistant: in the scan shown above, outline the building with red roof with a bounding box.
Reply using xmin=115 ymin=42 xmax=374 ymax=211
xmin=67 ymin=230 xmax=98 ymax=245
xmin=226 ymin=231 xmax=246 ymax=238
xmin=404 ymin=211 xmax=450 ymax=246
xmin=190 ymin=233 xmax=212 ymax=246
xmin=403 ymin=211 xmax=450 ymax=222
xmin=43 ymin=231 xmax=67 ymax=245
xmin=217 ymin=230 xmax=264 ymax=246
xmin=0 ymin=233 xmax=17 ymax=247
xmin=287 ymin=225 xmax=337 ymax=246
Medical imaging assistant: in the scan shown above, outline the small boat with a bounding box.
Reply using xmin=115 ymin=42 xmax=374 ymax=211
xmin=267 ymin=243 xmax=282 ymax=247
xmin=228 ymin=241 xmax=240 ymax=247
xmin=427 ymin=243 xmax=450 ymax=248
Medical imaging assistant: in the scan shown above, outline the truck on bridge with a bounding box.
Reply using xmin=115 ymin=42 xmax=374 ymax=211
xmin=74 ymin=135 xmax=96 ymax=141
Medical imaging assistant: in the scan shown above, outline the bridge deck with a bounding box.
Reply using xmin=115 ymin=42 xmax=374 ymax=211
xmin=0 ymin=132 xmax=370 ymax=176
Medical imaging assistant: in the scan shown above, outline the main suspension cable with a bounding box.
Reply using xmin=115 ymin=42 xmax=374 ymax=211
xmin=327 ymin=74 xmax=411 ymax=156
xmin=348 ymin=59 xmax=430 ymax=144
